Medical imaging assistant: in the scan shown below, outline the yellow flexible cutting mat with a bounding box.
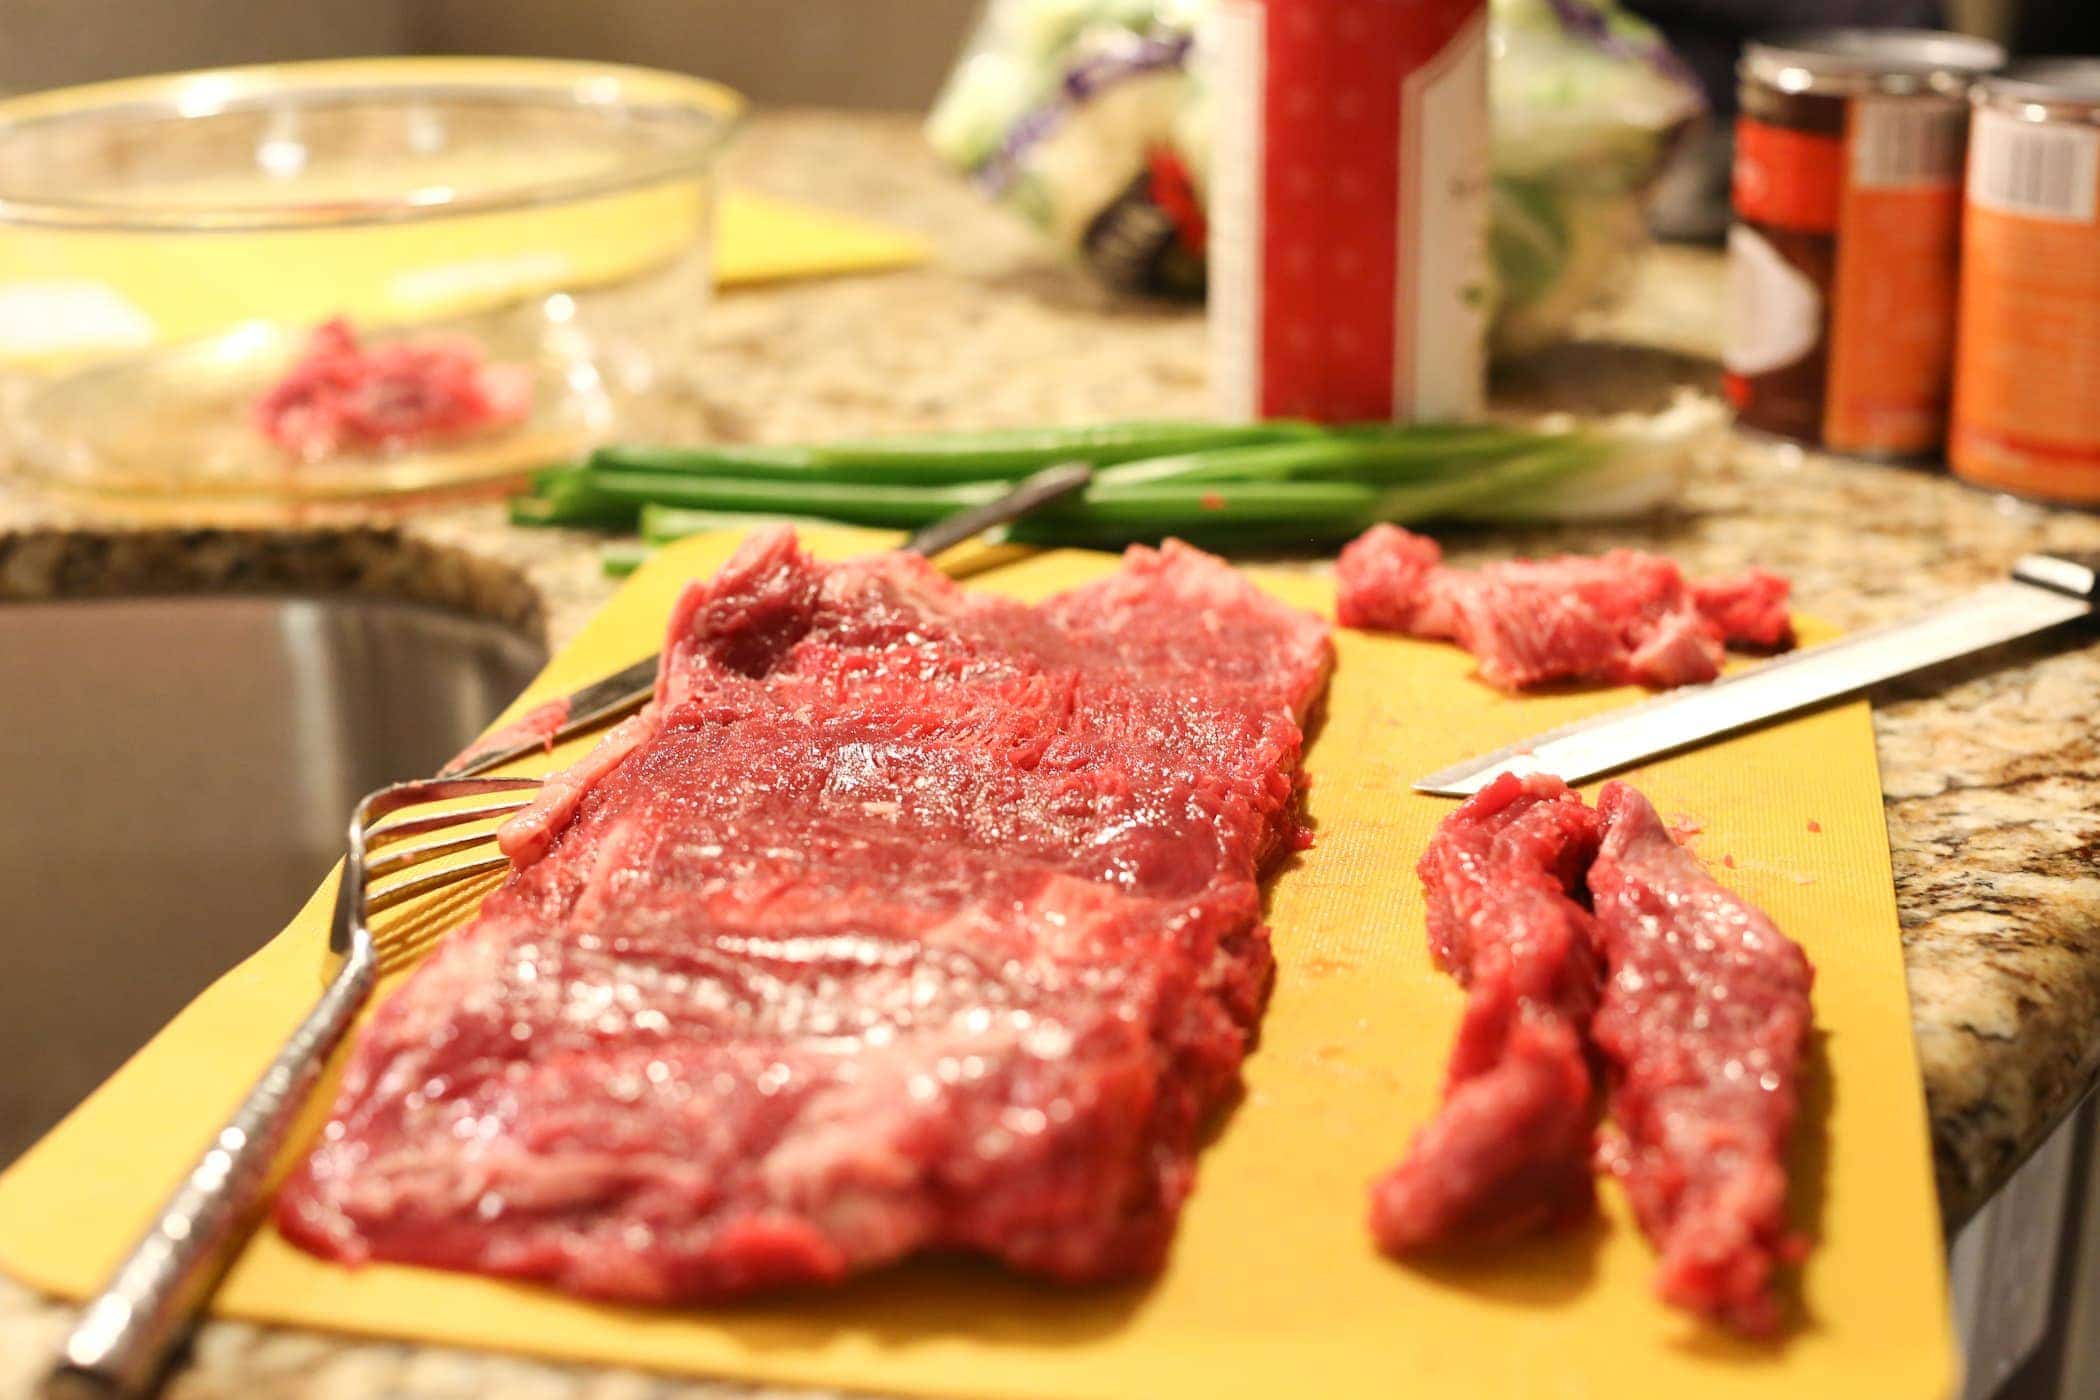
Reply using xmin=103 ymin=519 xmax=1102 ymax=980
xmin=0 ymin=188 xmax=926 ymax=366
xmin=0 ymin=529 xmax=1953 ymax=1399
xmin=716 ymin=190 xmax=930 ymax=287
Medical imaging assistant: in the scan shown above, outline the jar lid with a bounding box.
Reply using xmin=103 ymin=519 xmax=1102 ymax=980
xmin=1977 ymin=60 xmax=2100 ymax=120
xmin=1742 ymin=29 xmax=2005 ymax=99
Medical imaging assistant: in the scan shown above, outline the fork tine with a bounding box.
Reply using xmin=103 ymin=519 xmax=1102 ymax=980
xmin=374 ymin=867 xmax=512 ymax=974
xmin=355 ymin=777 xmax=543 ymax=834
xmin=365 ymin=795 xmax=537 ymax=850
xmin=339 ymin=777 xmax=544 ymax=953
xmin=367 ymin=850 xmax=515 ymax=915
xmin=365 ymin=826 xmax=512 ymax=880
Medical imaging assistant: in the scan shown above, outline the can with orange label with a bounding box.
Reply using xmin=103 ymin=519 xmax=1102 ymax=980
xmin=1951 ymin=63 xmax=2100 ymax=503
xmin=1726 ymin=30 xmax=2003 ymax=456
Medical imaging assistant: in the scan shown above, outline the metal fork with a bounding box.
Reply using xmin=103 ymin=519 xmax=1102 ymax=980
xmin=46 ymin=777 xmax=543 ymax=1399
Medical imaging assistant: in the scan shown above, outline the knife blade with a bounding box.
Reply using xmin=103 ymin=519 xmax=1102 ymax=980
xmin=442 ymin=462 xmax=1093 ymax=779
xmin=1414 ymin=551 xmax=2099 ymax=797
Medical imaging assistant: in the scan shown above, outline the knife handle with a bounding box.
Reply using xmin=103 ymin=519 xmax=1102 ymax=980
xmin=2015 ymin=553 xmax=2100 ymax=602
xmin=901 ymin=461 xmax=1092 ymax=559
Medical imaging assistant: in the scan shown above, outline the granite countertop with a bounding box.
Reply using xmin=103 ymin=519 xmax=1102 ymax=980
xmin=5 ymin=110 xmax=2100 ymax=1396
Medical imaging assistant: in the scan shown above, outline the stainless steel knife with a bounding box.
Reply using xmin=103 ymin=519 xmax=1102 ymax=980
xmin=1415 ymin=551 xmax=2100 ymax=797
xmin=442 ymin=462 xmax=1093 ymax=779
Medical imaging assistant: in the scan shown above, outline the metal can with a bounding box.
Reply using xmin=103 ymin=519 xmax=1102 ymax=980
xmin=1207 ymin=0 xmax=1490 ymax=424
xmin=1726 ymin=29 xmax=2003 ymax=455
xmin=1951 ymin=62 xmax=2100 ymax=503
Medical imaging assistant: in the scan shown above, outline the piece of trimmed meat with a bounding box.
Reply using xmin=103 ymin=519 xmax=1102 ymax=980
xmin=1587 ymin=782 xmax=1815 ymax=1336
xmin=1335 ymin=525 xmax=1794 ymax=691
xmin=1370 ymin=773 xmax=1604 ymax=1252
xmin=1692 ymin=571 xmax=1796 ymax=651
xmin=277 ymin=530 xmax=1331 ymax=1302
xmin=254 ymin=317 xmax=532 ymax=462
xmin=1330 ymin=522 xmax=1453 ymax=636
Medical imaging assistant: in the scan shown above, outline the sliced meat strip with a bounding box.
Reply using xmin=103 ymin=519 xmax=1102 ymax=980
xmin=1587 ymin=781 xmax=1815 ymax=1336
xmin=1335 ymin=524 xmax=1794 ymax=692
xmin=1370 ymin=772 xmax=1604 ymax=1252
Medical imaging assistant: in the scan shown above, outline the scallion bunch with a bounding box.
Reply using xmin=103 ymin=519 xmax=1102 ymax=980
xmin=511 ymin=408 xmax=1709 ymax=577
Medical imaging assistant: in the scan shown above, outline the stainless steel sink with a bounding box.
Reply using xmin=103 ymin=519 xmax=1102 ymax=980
xmin=0 ymin=595 xmax=545 ymax=1166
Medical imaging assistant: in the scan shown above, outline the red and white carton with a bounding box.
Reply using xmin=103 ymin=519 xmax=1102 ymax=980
xmin=1208 ymin=0 xmax=1490 ymax=424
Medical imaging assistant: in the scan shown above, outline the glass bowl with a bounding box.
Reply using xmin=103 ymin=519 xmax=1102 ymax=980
xmin=0 ymin=57 xmax=741 ymax=506
xmin=14 ymin=304 xmax=616 ymax=506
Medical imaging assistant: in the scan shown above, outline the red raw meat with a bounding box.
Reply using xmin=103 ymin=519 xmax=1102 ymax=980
xmin=1335 ymin=525 xmax=1794 ymax=691
xmin=277 ymin=531 xmax=1331 ymax=1301
xmin=1370 ymin=773 xmax=1604 ymax=1252
xmin=254 ymin=317 xmax=532 ymax=462
xmin=1587 ymin=782 xmax=1815 ymax=1336
xmin=1692 ymin=572 xmax=1796 ymax=651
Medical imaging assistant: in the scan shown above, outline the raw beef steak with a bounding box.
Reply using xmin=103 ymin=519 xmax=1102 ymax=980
xmin=278 ymin=531 xmax=1331 ymax=1302
xmin=1335 ymin=525 xmax=1793 ymax=691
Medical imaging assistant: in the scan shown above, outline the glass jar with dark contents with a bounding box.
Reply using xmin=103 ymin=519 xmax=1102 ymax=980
xmin=1726 ymin=29 xmax=2002 ymax=458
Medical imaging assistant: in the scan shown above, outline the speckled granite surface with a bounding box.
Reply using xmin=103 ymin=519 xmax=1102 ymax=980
xmin=3 ymin=112 xmax=2099 ymax=1397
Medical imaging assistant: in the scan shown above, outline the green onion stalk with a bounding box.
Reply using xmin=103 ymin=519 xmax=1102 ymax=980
xmin=506 ymin=410 xmax=1706 ymax=571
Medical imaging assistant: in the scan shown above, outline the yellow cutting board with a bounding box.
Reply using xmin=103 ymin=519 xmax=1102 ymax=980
xmin=0 ymin=189 xmax=926 ymax=367
xmin=716 ymin=190 xmax=930 ymax=287
xmin=0 ymin=529 xmax=1954 ymax=1399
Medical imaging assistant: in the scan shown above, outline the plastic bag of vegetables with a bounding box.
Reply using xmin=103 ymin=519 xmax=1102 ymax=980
xmin=925 ymin=0 xmax=1704 ymax=353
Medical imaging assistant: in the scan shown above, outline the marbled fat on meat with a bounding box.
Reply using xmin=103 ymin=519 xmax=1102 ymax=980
xmin=1588 ymin=782 xmax=1815 ymax=1336
xmin=277 ymin=530 xmax=1331 ymax=1301
xmin=1370 ymin=773 xmax=1603 ymax=1252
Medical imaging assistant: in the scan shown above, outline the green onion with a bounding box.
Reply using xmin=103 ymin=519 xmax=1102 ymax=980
xmin=511 ymin=408 xmax=1703 ymax=558
xmin=1025 ymin=479 xmax=1380 ymax=537
xmin=1367 ymin=439 xmax=1610 ymax=522
xmin=587 ymin=469 xmax=1002 ymax=527
xmin=640 ymin=504 xmax=847 ymax=545
xmin=588 ymin=442 xmax=820 ymax=476
xmin=593 ymin=420 xmax=1324 ymax=485
xmin=600 ymin=541 xmax=654 ymax=578
xmin=1093 ymin=426 xmax=1566 ymax=487
xmin=510 ymin=467 xmax=641 ymax=530
xmin=809 ymin=420 xmax=1325 ymax=477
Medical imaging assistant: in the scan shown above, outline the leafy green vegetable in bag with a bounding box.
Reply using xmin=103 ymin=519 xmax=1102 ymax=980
xmin=927 ymin=0 xmax=1704 ymax=354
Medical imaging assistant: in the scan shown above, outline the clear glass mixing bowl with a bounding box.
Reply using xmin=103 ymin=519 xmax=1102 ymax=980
xmin=0 ymin=57 xmax=742 ymax=507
